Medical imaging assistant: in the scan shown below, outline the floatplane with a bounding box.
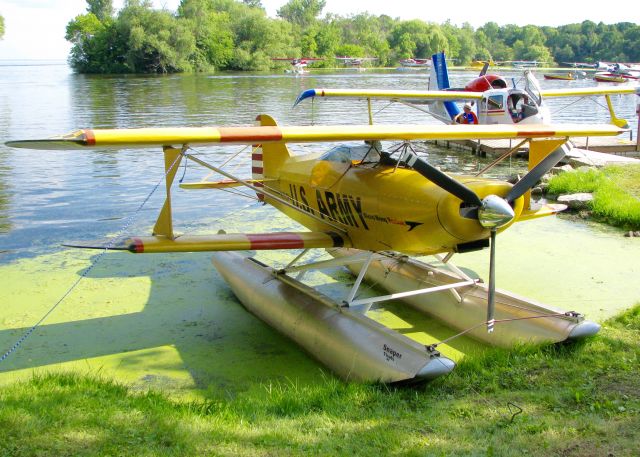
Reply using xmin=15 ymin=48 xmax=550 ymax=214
xmin=272 ymin=57 xmax=322 ymax=75
xmin=295 ymin=52 xmax=639 ymax=129
xmin=399 ymin=58 xmax=431 ymax=69
xmin=594 ymin=63 xmax=640 ymax=83
xmin=335 ymin=56 xmax=377 ymax=71
xmin=5 ymin=117 xmax=626 ymax=383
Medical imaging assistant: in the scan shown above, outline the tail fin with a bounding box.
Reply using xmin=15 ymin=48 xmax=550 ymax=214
xmin=429 ymin=52 xmax=461 ymax=123
xmin=253 ymin=114 xmax=291 ymax=201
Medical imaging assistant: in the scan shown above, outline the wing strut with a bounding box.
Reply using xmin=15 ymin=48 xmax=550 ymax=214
xmin=184 ymin=152 xmax=350 ymax=235
xmin=153 ymin=146 xmax=184 ymax=240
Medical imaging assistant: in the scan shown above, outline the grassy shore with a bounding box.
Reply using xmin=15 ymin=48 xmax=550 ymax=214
xmin=1 ymin=305 xmax=638 ymax=457
xmin=548 ymin=164 xmax=640 ymax=230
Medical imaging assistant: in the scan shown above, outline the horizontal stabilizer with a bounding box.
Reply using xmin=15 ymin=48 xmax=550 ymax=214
xmin=5 ymin=122 xmax=626 ymax=150
xmin=65 ymin=232 xmax=350 ymax=253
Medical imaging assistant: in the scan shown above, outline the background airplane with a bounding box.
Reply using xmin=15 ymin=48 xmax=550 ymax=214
xmin=271 ymin=57 xmax=322 ymax=75
xmin=295 ymin=52 xmax=639 ymax=128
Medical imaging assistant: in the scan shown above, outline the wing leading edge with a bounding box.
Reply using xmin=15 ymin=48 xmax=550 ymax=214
xmin=294 ymin=88 xmax=484 ymax=106
xmin=5 ymin=122 xmax=626 ymax=150
xmin=65 ymin=231 xmax=349 ymax=253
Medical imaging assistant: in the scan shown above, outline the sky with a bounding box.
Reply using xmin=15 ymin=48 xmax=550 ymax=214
xmin=1 ymin=0 xmax=639 ymax=60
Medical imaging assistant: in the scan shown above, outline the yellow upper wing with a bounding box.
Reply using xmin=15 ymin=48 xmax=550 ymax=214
xmin=5 ymin=120 xmax=626 ymax=150
xmin=540 ymin=86 xmax=640 ymax=97
xmin=294 ymin=88 xmax=484 ymax=106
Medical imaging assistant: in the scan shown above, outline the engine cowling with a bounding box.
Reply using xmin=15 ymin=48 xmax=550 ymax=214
xmin=465 ymin=74 xmax=508 ymax=92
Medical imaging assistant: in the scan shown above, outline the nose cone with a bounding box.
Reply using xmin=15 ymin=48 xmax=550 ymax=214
xmin=478 ymin=195 xmax=515 ymax=229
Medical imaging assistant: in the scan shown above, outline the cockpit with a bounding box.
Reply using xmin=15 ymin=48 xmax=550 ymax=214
xmin=479 ymin=71 xmax=544 ymax=124
xmin=319 ymin=141 xmax=382 ymax=165
xmin=506 ymin=91 xmax=538 ymax=122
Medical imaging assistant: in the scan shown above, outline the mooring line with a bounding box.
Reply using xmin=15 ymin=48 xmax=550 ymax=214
xmin=426 ymin=311 xmax=577 ymax=351
xmin=0 ymin=151 xmax=185 ymax=365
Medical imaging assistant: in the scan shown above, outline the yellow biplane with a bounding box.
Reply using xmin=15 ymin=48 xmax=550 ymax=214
xmin=5 ymin=117 xmax=626 ymax=383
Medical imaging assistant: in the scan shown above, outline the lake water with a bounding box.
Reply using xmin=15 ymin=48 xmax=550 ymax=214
xmin=0 ymin=62 xmax=638 ymax=394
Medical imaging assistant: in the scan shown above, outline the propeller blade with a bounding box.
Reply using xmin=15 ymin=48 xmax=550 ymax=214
xmin=506 ymin=144 xmax=568 ymax=203
xmin=487 ymin=229 xmax=497 ymax=333
xmin=403 ymin=152 xmax=483 ymax=206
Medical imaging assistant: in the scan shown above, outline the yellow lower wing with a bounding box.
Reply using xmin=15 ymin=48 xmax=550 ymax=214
xmin=65 ymin=231 xmax=350 ymax=253
xmin=180 ymin=179 xmax=266 ymax=189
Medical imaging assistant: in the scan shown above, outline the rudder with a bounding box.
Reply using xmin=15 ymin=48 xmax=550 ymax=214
xmin=429 ymin=52 xmax=461 ymax=122
xmin=252 ymin=114 xmax=291 ymax=201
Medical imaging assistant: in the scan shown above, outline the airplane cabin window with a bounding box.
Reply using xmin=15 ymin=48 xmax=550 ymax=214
xmin=487 ymin=95 xmax=504 ymax=109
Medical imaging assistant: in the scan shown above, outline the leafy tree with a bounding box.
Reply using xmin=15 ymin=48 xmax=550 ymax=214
xmin=118 ymin=2 xmax=195 ymax=73
xmin=0 ymin=15 xmax=4 ymax=40
xmin=623 ymin=26 xmax=640 ymax=62
xmin=64 ymin=0 xmax=640 ymax=75
xmin=339 ymin=13 xmax=390 ymax=64
xmin=66 ymin=13 xmax=124 ymax=73
xmin=178 ymin=0 xmax=234 ymax=70
xmin=86 ymin=0 xmax=113 ymax=21
xmin=456 ymin=33 xmax=476 ymax=63
xmin=313 ymin=18 xmax=341 ymax=61
xmin=230 ymin=6 xmax=297 ymax=70
xmin=389 ymin=20 xmax=448 ymax=61
xmin=335 ymin=44 xmax=365 ymax=58
xmin=277 ymin=0 xmax=326 ymax=29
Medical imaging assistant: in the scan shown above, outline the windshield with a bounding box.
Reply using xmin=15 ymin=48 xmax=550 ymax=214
xmin=524 ymin=70 xmax=542 ymax=106
xmin=319 ymin=143 xmax=381 ymax=164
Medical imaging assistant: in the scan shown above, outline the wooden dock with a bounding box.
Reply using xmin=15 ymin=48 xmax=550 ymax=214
xmin=429 ymin=134 xmax=640 ymax=164
xmin=563 ymin=147 xmax=640 ymax=167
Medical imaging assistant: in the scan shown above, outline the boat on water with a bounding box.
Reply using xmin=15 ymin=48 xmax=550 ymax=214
xmin=594 ymin=63 xmax=639 ymax=83
xmin=543 ymin=70 xmax=588 ymax=81
xmin=544 ymin=73 xmax=576 ymax=81
xmin=595 ymin=73 xmax=630 ymax=83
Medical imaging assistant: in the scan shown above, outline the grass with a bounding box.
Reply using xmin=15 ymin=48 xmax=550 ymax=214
xmin=1 ymin=305 xmax=639 ymax=456
xmin=547 ymin=164 xmax=640 ymax=230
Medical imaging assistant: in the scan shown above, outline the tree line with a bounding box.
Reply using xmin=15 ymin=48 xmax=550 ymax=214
xmin=65 ymin=0 xmax=640 ymax=74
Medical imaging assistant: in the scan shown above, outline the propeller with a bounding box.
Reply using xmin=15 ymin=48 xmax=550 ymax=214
xmin=387 ymin=144 xmax=567 ymax=332
xmin=505 ymin=145 xmax=567 ymax=203
xmin=479 ymin=62 xmax=490 ymax=77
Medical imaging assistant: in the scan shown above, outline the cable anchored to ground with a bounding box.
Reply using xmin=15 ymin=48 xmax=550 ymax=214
xmin=0 ymin=151 xmax=185 ymax=364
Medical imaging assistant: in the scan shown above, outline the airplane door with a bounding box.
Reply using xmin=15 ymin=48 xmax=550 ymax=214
xmin=479 ymin=94 xmax=508 ymax=124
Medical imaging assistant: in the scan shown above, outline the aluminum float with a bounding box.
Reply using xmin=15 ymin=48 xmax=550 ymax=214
xmin=211 ymin=251 xmax=455 ymax=383
xmin=330 ymin=248 xmax=600 ymax=347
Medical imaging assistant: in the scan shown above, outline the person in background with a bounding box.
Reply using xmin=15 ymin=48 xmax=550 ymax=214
xmin=455 ymin=103 xmax=478 ymax=124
